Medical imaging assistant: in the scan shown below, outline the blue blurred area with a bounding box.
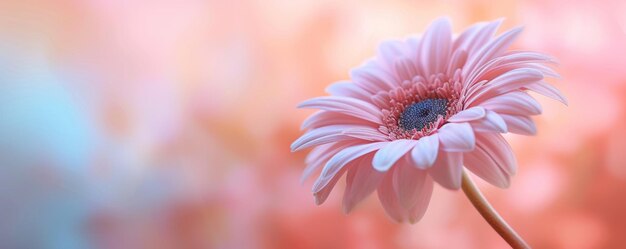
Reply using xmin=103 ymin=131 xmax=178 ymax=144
xmin=0 ymin=45 xmax=95 ymax=249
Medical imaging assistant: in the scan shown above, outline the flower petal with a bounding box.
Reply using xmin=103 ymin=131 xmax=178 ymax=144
xmin=500 ymin=114 xmax=536 ymax=135
xmin=500 ymin=51 xmax=557 ymax=64
xmin=529 ymin=64 xmax=561 ymax=79
xmin=446 ymin=49 xmax=468 ymax=76
xmin=467 ymin=51 xmax=557 ymax=84
xmin=394 ymin=58 xmax=418 ymax=82
xmin=429 ymin=151 xmax=463 ymax=189
xmin=312 ymin=142 xmax=388 ymax=192
xmin=343 ymin=126 xmax=390 ymax=142
xmin=377 ymin=167 xmax=406 ymax=222
xmin=453 ymin=19 xmax=502 ymax=57
xmin=464 ymin=27 xmax=523 ymax=79
xmin=350 ymin=62 xmax=399 ymax=91
xmin=377 ymin=39 xmax=409 ymax=72
xmin=410 ymin=133 xmax=439 ymax=169
xmin=438 ymin=123 xmax=475 ymax=152
xmin=303 ymin=143 xmax=340 ymax=181
xmin=291 ymin=125 xmax=354 ymax=151
xmin=419 ymin=17 xmax=452 ymax=76
xmin=475 ymin=132 xmax=517 ymax=175
xmin=447 ymin=106 xmax=486 ymax=122
xmin=298 ymin=96 xmax=382 ymax=124
xmin=300 ymin=111 xmax=373 ymax=130
xmin=465 ymin=68 xmax=544 ymax=107
xmin=325 ymin=81 xmax=372 ymax=101
xmin=342 ymin=154 xmax=385 ymax=213
xmin=463 ymin=146 xmax=511 ymax=188
xmin=372 ymin=139 xmax=418 ymax=171
xmin=314 ymin=166 xmax=349 ymax=205
xmin=525 ymin=81 xmax=568 ymax=106
xmin=408 ymin=176 xmax=433 ymax=224
xmin=393 ymin=159 xmax=429 ymax=209
xmin=478 ymin=91 xmax=542 ymax=115
xmin=469 ymin=110 xmax=507 ymax=133
xmin=302 ymin=141 xmax=360 ymax=183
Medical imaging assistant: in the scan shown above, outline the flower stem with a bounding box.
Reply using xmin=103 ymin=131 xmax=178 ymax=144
xmin=461 ymin=170 xmax=530 ymax=249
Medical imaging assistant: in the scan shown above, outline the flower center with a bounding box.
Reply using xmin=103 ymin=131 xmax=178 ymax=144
xmin=398 ymin=99 xmax=448 ymax=131
xmin=376 ymin=73 xmax=464 ymax=140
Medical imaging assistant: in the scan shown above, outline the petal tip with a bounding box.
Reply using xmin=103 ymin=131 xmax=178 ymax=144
xmin=314 ymin=198 xmax=323 ymax=206
xmin=372 ymin=161 xmax=391 ymax=172
xmin=296 ymin=99 xmax=311 ymax=109
xmin=342 ymin=203 xmax=353 ymax=214
xmin=500 ymin=181 xmax=511 ymax=189
xmin=431 ymin=16 xmax=453 ymax=27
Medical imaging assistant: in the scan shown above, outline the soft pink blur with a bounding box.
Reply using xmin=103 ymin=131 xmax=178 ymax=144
xmin=1 ymin=0 xmax=625 ymax=248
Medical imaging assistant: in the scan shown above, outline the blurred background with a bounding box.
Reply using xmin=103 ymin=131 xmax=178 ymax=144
xmin=0 ymin=0 xmax=625 ymax=248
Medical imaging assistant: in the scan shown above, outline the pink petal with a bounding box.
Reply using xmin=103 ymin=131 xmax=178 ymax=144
xmin=372 ymin=139 xmax=418 ymax=172
xmin=464 ymin=27 xmax=523 ymax=78
xmin=525 ymin=81 xmax=568 ymax=105
xmin=475 ymin=132 xmax=517 ymax=175
xmin=500 ymin=51 xmax=557 ymax=64
xmin=473 ymin=64 xmax=560 ymax=85
xmin=453 ymin=19 xmax=502 ymax=56
xmin=408 ymin=176 xmax=433 ymax=224
xmin=300 ymin=111 xmax=373 ymax=130
xmin=500 ymin=114 xmax=536 ymax=135
xmin=428 ymin=151 xmax=463 ymax=189
xmin=478 ymin=91 xmax=542 ymax=115
xmin=465 ymin=68 xmax=544 ymax=107
xmin=447 ymin=106 xmax=486 ymax=122
xmin=325 ymin=81 xmax=372 ymax=101
xmin=377 ymin=39 xmax=409 ymax=71
xmin=342 ymin=154 xmax=385 ymax=213
xmin=392 ymin=159 xmax=429 ymax=209
xmin=291 ymin=125 xmax=354 ymax=151
xmin=438 ymin=123 xmax=475 ymax=152
xmin=446 ymin=49 xmax=468 ymax=76
xmin=370 ymin=91 xmax=392 ymax=109
xmin=305 ymin=142 xmax=334 ymax=165
xmin=302 ymin=141 xmax=360 ymax=183
xmin=452 ymin=21 xmax=486 ymax=52
xmin=377 ymin=167 xmax=406 ymax=222
xmin=463 ymin=79 xmax=488 ymax=105
xmin=469 ymin=110 xmax=508 ymax=133
xmin=405 ymin=36 xmax=425 ymax=74
xmin=350 ymin=62 xmax=398 ymax=91
xmin=298 ymin=96 xmax=382 ymax=124
xmin=487 ymin=52 xmax=557 ymax=76
xmin=463 ymin=146 xmax=511 ymax=188
xmin=410 ymin=133 xmax=439 ymax=169
xmin=314 ymin=166 xmax=349 ymax=205
xmin=394 ymin=58 xmax=418 ymax=82
xmin=530 ymin=64 xmax=561 ymax=79
xmin=343 ymin=126 xmax=390 ymax=141
xmin=467 ymin=51 xmax=557 ymax=84
xmin=312 ymin=142 xmax=388 ymax=192
xmin=419 ymin=17 xmax=452 ymax=76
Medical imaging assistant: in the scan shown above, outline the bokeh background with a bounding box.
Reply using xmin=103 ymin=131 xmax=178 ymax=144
xmin=1 ymin=0 xmax=625 ymax=248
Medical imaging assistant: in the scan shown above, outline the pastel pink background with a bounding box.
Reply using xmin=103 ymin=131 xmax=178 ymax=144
xmin=0 ymin=0 xmax=625 ymax=248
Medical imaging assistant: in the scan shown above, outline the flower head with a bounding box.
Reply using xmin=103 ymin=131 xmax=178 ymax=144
xmin=292 ymin=18 xmax=566 ymax=223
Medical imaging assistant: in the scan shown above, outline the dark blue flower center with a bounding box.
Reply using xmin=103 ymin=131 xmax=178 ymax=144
xmin=398 ymin=99 xmax=448 ymax=131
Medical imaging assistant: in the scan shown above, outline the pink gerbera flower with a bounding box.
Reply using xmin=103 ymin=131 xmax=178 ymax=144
xmin=292 ymin=18 xmax=566 ymax=223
